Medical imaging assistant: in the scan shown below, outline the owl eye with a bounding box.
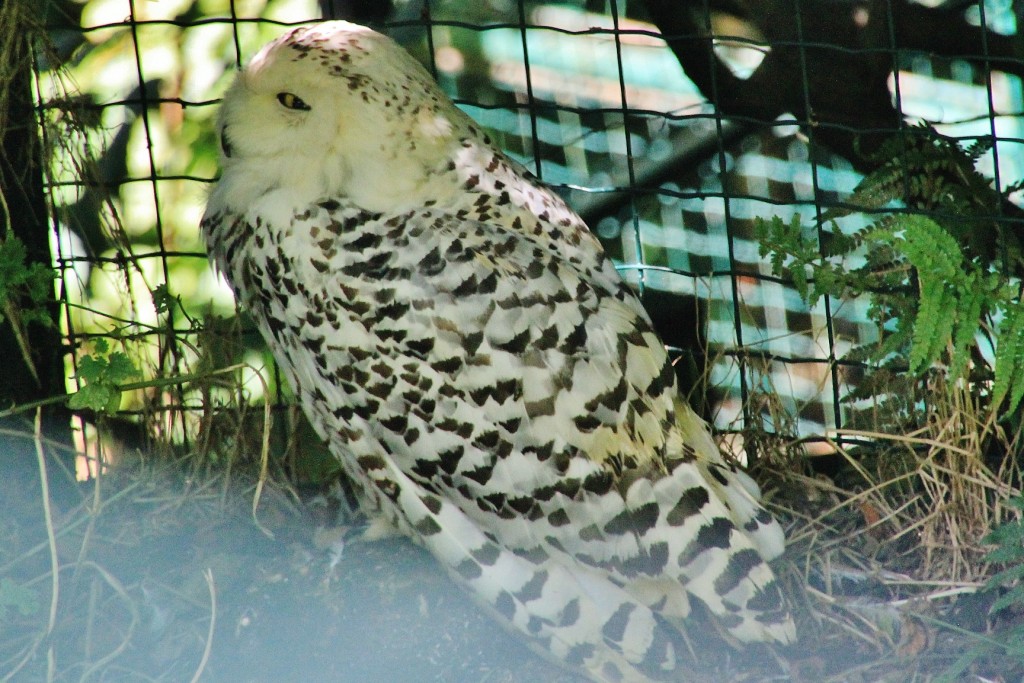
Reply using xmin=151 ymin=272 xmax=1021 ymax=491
xmin=276 ymin=92 xmax=311 ymax=111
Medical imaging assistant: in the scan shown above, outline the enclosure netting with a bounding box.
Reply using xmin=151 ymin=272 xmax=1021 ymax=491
xmin=36 ymin=0 xmax=1024 ymax=468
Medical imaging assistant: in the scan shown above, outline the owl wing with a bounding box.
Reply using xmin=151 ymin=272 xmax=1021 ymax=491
xmin=270 ymin=200 xmax=791 ymax=641
xmin=227 ymin=198 xmax=792 ymax=679
xmin=219 ymin=200 xmax=689 ymax=680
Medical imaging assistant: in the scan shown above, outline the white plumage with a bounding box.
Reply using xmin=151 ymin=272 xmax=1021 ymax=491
xmin=202 ymin=21 xmax=794 ymax=682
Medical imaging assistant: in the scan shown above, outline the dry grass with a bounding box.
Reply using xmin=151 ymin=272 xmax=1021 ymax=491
xmin=0 ymin=409 xmax=585 ymax=683
xmin=752 ymin=371 xmax=1024 ymax=681
xmin=4 ymin=354 xmax=1024 ymax=682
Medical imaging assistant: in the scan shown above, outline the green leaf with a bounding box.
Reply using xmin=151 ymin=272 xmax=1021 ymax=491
xmin=948 ymin=273 xmax=986 ymax=380
xmin=106 ymin=352 xmax=141 ymax=384
xmin=754 ymin=214 xmax=851 ymax=306
xmin=68 ymin=381 xmax=120 ymax=412
xmin=75 ymin=353 xmax=106 ymax=384
xmin=993 ymin=306 xmax=1024 ymax=413
xmin=69 ymin=341 xmax=141 ymax=414
xmin=0 ymin=235 xmax=55 ymax=328
xmin=909 ymin=279 xmax=950 ymax=373
xmin=875 ymin=215 xmax=973 ymax=375
xmin=992 ymin=583 xmax=1024 ymax=614
xmin=152 ymin=283 xmax=172 ymax=315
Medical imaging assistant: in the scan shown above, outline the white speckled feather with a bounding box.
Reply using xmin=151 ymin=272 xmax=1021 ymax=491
xmin=202 ymin=21 xmax=794 ymax=682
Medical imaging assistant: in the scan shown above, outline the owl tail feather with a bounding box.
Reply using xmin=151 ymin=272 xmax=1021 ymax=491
xmin=383 ymin=459 xmax=681 ymax=683
xmin=669 ymin=402 xmax=796 ymax=645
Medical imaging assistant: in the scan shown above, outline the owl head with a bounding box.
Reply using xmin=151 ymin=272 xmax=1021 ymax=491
xmin=209 ymin=21 xmax=473 ymax=218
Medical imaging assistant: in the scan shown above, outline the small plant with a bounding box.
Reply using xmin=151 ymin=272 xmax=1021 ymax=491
xmin=757 ymin=126 xmax=1024 ymax=432
xmin=69 ymin=338 xmax=141 ymax=413
xmin=926 ymin=496 xmax=1024 ymax=681
xmin=985 ymin=495 xmax=1024 ymax=611
xmin=759 ymin=123 xmax=1024 ymax=681
xmin=0 ymin=234 xmax=57 ymax=382
xmin=0 ymin=235 xmax=54 ymax=329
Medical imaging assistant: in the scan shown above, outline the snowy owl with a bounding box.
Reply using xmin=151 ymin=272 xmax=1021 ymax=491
xmin=202 ymin=20 xmax=794 ymax=683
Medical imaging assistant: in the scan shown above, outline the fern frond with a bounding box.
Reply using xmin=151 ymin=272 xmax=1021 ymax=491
xmin=893 ymin=215 xmax=964 ymax=281
xmin=872 ymin=216 xmax=965 ymax=374
xmin=993 ymin=304 xmax=1024 ymax=414
xmin=965 ymin=136 xmax=995 ymax=162
xmin=910 ymin=281 xmax=955 ymax=374
xmin=948 ymin=272 xmax=986 ymax=381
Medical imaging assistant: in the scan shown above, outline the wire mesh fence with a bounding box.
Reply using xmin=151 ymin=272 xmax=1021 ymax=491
xmin=33 ymin=0 xmax=1024 ymax=470
xmin=9 ymin=2 xmax=1024 ymax=681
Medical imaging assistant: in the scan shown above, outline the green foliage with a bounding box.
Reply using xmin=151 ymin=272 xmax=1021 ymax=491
xmin=871 ymin=215 xmax=989 ymax=377
xmin=757 ymin=125 xmax=1024 ymax=427
xmin=36 ymin=0 xmax=316 ymax=435
xmin=993 ymin=306 xmax=1024 ymax=416
xmin=984 ymin=495 xmax=1024 ymax=613
xmin=929 ymin=497 xmax=1024 ymax=682
xmin=0 ymin=235 xmax=54 ymax=328
xmin=68 ymin=338 xmax=141 ymax=413
xmin=840 ymin=126 xmax=1023 ymax=275
xmin=758 ymin=128 xmax=1024 ymax=677
xmin=151 ymin=283 xmax=174 ymax=316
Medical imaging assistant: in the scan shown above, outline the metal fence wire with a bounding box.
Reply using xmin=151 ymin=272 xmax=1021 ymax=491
xmin=35 ymin=0 xmax=1024 ymax=464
